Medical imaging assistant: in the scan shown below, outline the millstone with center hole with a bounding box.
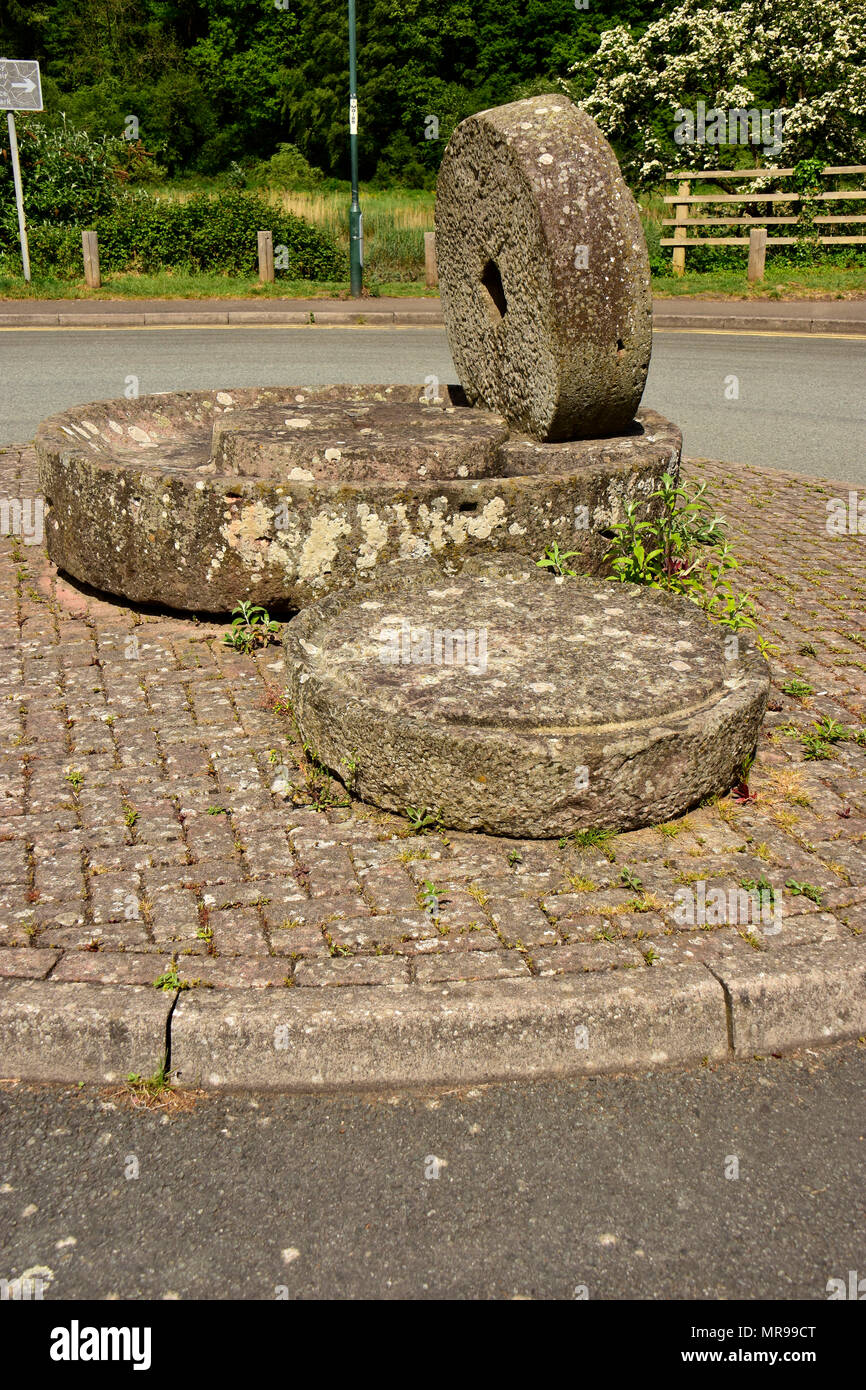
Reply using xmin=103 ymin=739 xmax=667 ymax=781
xmin=435 ymin=95 xmax=652 ymax=441
xmin=285 ymin=560 xmax=769 ymax=838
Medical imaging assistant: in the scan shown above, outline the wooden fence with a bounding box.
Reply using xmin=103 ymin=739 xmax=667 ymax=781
xmin=78 ymin=228 xmax=279 ymax=288
xmin=661 ymin=165 xmax=866 ymax=278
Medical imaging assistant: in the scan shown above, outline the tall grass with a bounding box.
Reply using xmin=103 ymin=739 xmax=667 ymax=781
xmin=157 ymin=182 xmax=435 ymax=281
xmin=277 ymin=189 xmax=665 ymax=282
xmin=272 ymin=189 xmax=434 ymax=282
xmin=277 ymin=188 xmax=672 ymax=282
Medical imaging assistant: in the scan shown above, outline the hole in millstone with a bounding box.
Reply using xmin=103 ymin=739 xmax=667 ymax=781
xmin=458 ymin=501 xmax=479 ymax=512
xmin=480 ymin=260 xmax=508 ymax=321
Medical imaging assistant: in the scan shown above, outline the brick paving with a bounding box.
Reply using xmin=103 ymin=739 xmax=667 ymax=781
xmin=0 ymin=443 xmax=864 ymax=1007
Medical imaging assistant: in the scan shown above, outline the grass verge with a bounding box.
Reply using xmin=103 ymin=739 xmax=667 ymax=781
xmin=2 ymin=266 xmax=864 ymax=302
xmin=651 ymin=266 xmax=866 ymax=300
xmin=0 ymin=271 xmax=438 ymax=300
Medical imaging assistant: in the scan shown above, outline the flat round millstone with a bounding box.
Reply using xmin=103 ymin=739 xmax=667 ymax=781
xmin=211 ymin=400 xmax=509 ymax=481
xmin=36 ymin=386 xmax=681 ymax=612
xmin=435 ymin=95 xmax=652 ymax=441
xmin=285 ymin=561 xmax=770 ymax=838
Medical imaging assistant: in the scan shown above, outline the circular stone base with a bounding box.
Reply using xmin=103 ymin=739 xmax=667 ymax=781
xmin=36 ymin=385 xmax=680 ymax=613
xmin=285 ymin=560 xmax=770 ymax=838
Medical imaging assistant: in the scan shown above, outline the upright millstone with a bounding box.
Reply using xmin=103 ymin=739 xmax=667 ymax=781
xmin=435 ymin=95 xmax=652 ymax=441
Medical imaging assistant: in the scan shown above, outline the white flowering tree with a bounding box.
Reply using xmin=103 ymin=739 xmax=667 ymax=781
xmin=565 ymin=0 xmax=866 ymax=186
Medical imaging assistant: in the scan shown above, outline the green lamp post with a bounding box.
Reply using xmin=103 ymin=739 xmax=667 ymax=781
xmin=348 ymin=0 xmax=363 ymax=296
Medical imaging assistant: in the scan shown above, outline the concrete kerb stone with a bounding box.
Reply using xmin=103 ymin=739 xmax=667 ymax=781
xmin=55 ymin=313 xmax=146 ymax=329
xmin=226 ymin=311 xmax=328 ymax=325
xmin=808 ymin=319 xmax=866 ymax=335
xmin=0 ymin=979 xmax=173 ymax=1084
xmin=0 ymin=953 xmax=863 ymax=1090
xmin=707 ymin=941 xmax=866 ymax=1058
xmin=658 ymin=314 xmax=814 ymax=334
xmin=168 ymin=965 xmax=729 ymax=1091
xmin=143 ymin=311 xmax=229 ymax=326
xmin=3 ymin=306 xmax=863 ymax=333
xmin=311 ymin=311 xmax=398 ymax=326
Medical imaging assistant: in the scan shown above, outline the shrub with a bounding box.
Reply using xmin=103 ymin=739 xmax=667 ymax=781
xmin=641 ymin=218 xmax=668 ymax=276
xmin=0 ymin=120 xmax=123 ymax=247
xmin=370 ymin=132 xmax=434 ymax=190
xmin=252 ymin=143 xmax=324 ymax=191
xmin=111 ymin=138 xmax=168 ymax=187
xmin=89 ymin=190 xmax=346 ymax=279
xmin=22 ymin=225 xmax=84 ymax=277
xmin=195 ymin=125 xmax=247 ymax=177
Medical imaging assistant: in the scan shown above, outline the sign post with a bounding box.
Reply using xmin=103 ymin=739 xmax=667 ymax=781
xmin=347 ymin=1 xmax=362 ymax=296
xmin=0 ymin=59 xmax=44 ymax=284
xmin=6 ymin=111 xmax=31 ymax=282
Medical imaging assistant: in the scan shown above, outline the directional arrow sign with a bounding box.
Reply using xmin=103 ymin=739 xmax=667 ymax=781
xmin=0 ymin=58 xmax=43 ymax=112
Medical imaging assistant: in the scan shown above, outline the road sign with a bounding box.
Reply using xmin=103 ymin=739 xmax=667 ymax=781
xmin=0 ymin=58 xmax=43 ymax=112
xmin=1 ymin=59 xmax=42 ymax=282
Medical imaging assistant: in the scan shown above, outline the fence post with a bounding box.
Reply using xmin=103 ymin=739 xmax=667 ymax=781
xmin=257 ymin=230 xmax=275 ymax=283
xmin=82 ymin=230 xmax=101 ymax=289
xmin=671 ymin=179 xmax=690 ymax=276
xmin=747 ymin=225 xmax=767 ymax=282
xmin=424 ymin=230 xmax=438 ymax=288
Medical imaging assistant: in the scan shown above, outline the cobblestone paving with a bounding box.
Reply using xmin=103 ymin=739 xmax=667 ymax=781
xmin=1 ymin=445 xmax=864 ymax=1002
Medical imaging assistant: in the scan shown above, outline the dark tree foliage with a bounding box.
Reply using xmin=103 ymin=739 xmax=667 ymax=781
xmin=0 ymin=0 xmax=659 ymax=180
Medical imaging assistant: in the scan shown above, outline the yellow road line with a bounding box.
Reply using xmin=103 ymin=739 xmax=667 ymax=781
xmin=0 ymin=322 xmax=863 ymax=341
xmin=0 ymin=321 xmax=428 ymax=332
xmin=654 ymin=327 xmax=865 ymax=340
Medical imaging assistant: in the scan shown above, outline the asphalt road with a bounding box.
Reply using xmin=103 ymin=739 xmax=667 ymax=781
xmin=0 ymin=326 xmax=864 ymax=484
xmin=1 ymin=1044 xmax=864 ymax=1301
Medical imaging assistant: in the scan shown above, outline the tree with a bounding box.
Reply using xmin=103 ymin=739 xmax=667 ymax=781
xmin=567 ymin=0 xmax=866 ymax=185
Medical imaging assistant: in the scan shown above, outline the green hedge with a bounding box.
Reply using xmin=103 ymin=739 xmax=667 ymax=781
xmin=14 ymin=191 xmax=346 ymax=280
xmin=0 ymin=122 xmax=121 ymax=239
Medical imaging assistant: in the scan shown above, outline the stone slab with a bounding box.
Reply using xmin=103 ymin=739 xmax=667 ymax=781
xmin=285 ymin=559 xmax=770 ymax=837
xmin=210 ymin=400 xmax=509 ymax=481
xmin=36 ymin=386 xmax=679 ymax=611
